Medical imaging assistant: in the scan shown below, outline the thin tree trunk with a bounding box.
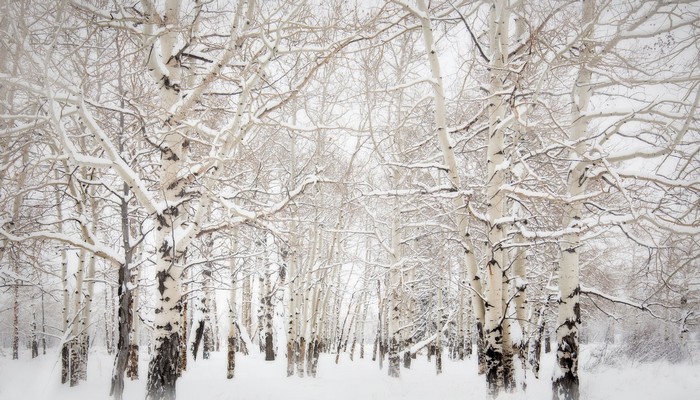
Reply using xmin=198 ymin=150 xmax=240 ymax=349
xmin=373 ymin=280 xmax=382 ymax=365
xmin=69 ymin=252 xmax=87 ymax=387
xmin=227 ymin=236 xmax=239 ymax=379
xmin=31 ymin=304 xmax=38 ymax=358
xmin=41 ymin=291 xmax=47 ymax=355
xmin=457 ymin=268 xmax=466 ymax=361
xmin=529 ymin=305 xmax=545 ymax=379
xmin=187 ymin=263 xmax=213 ymax=362
xmin=110 ymin=259 xmax=133 ymax=399
xmin=358 ymin=292 xmax=369 ymax=359
xmin=286 ymin=237 xmax=299 ymax=377
xmin=12 ymin=283 xmax=19 ymax=360
xmin=10 ymin=146 xmax=29 ymax=362
xmin=387 ymin=208 xmax=402 ymax=378
xmin=127 ymin=265 xmax=141 ymax=380
xmin=111 ymin=55 xmax=137 ymax=393
xmin=435 ymin=281 xmax=443 ymax=375
xmin=414 ymin=0 xmax=487 ymax=377
xmin=501 ymin=274 xmax=515 ymax=391
xmin=105 ymin=283 xmax=115 ymax=355
xmin=202 ymin=257 xmax=215 ymax=360
xmin=512 ymin=234 xmax=529 ymax=386
xmin=79 ymin=211 xmax=98 ymax=382
xmin=178 ymin=299 xmax=188 ymax=376
xmin=263 ymin=256 xmax=275 ymax=361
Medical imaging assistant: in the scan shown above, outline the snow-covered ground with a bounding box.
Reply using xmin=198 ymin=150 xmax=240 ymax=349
xmin=1 ymin=347 xmax=698 ymax=400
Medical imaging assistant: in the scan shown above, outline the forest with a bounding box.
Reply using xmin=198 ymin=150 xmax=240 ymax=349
xmin=0 ymin=0 xmax=698 ymax=399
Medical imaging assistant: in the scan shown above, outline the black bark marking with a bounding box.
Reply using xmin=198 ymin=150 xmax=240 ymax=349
xmin=158 ymin=240 xmax=172 ymax=258
xmin=156 ymin=270 xmax=168 ymax=296
xmin=146 ymin=332 xmax=180 ymax=400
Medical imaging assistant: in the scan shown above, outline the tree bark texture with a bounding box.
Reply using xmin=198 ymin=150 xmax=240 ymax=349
xmin=552 ymin=2 xmax=594 ymax=399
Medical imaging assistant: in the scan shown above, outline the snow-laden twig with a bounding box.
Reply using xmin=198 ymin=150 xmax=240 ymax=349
xmin=580 ymin=284 xmax=662 ymax=319
xmin=0 ymin=228 xmax=124 ymax=265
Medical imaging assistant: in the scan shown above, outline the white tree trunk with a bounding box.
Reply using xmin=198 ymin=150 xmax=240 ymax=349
xmin=263 ymin=252 xmax=276 ymax=361
xmin=387 ymin=203 xmax=402 ymax=378
xmin=414 ymin=0 xmax=486 ymax=373
xmin=227 ymin=233 xmax=239 ymax=379
xmin=69 ymin=251 xmax=87 ymax=387
xmin=127 ymin=264 xmax=141 ymax=381
xmin=483 ymin=0 xmax=510 ymax=395
xmin=140 ymin=2 xmax=192 ymax=398
xmin=552 ymin=2 xmax=594 ymax=399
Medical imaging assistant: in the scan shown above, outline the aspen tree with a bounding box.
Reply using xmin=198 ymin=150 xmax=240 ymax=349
xmin=227 ymin=233 xmax=239 ymax=379
xmin=412 ymin=0 xmax=487 ymax=376
xmin=552 ymin=2 xmax=594 ymax=398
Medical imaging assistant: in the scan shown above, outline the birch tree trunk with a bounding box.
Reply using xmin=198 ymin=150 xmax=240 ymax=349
xmin=78 ymin=193 xmax=99 ymax=382
xmin=227 ymin=233 xmax=239 ymax=379
xmin=110 ymin=147 xmax=136 ymax=398
xmin=178 ymin=289 xmax=188 ymax=377
xmin=105 ymin=283 xmax=115 ymax=355
xmin=552 ymin=2 xmax=594 ymax=399
xmin=58 ymin=185 xmax=70 ymax=382
xmin=435 ymin=276 xmax=444 ymax=375
xmin=286 ymin=242 xmax=301 ymax=377
xmin=529 ymin=305 xmax=546 ymax=379
xmin=307 ymin=228 xmax=326 ymax=377
xmin=242 ymin=271 xmax=253 ymax=345
xmin=483 ymin=0 xmax=510 ymax=395
xmin=8 ymin=270 xmax=20 ymax=358
xmin=456 ymin=267 xmax=468 ymax=360
xmin=501 ymin=272 xmax=515 ymax=391
xmin=263 ymin=259 xmax=276 ymax=361
xmin=127 ymin=265 xmax=140 ymax=380
xmin=286 ymin=130 xmax=301 ymax=377
xmin=413 ymin=0 xmax=487 ymax=375
xmin=387 ymin=202 xmax=402 ymax=378
xmin=69 ymin=251 xmax=86 ymax=387
xmin=202 ymin=256 xmax=215 ymax=360
xmin=7 ymin=145 xmax=29 ymax=361
xmin=146 ymin=133 xmax=188 ymax=400
xmin=31 ymin=304 xmax=39 ymax=358
xmin=12 ymin=274 xmax=19 ymax=360
xmin=140 ymin=1 xmax=191 ymax=397
xmin=41 ymin=291 xmax=47 ymax=355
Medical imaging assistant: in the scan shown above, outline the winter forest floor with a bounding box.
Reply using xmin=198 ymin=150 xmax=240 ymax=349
xmin=1 ymin=346 xmax=699 ymax=400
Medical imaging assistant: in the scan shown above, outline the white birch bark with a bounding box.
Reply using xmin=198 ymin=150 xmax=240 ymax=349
xmin=483 ymin=0 xmax=510 ymax=394
xmin=56 ymin=169 xmax=70 ymax=383
xmin=227 ymin=232 xmax=239 ymax=379
xmin=306 ymin=225 xmax=324 ymax=376
xmin=31 ymin=304 xmax=38 ymax=358
xmin=435 ymin=274 xmax=444 ymax=375
xmin=8 ymin=145 xmax=28 ymax=361
xmin=387 ymin=202 xmax=402 ymax=378
xmin=203 ymin=253 xmax=215 ymax=359
xmin=413 ymin=0 xmax=486 ymax=372
xmin=127 ymin=264 xmax=141 ymax=380
xmin=529 ymin=304 xmax=546 ymax=379
xmin=512 ymin=233 xmax=528 ymax=382
xmin=242 ymin=271 xmax=253 ymax=340
xmin=69 ymin=250 xmax=86 ymax=387
xmin=263 ymin=244 xmax=276 ymax=361
xmin=552 ymin=2 xmax=594 ymax=399
xmin=78 ymin=193 xmax=99 ymax=382
xmin=12 ymin=279 xmax=19 ymax=360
